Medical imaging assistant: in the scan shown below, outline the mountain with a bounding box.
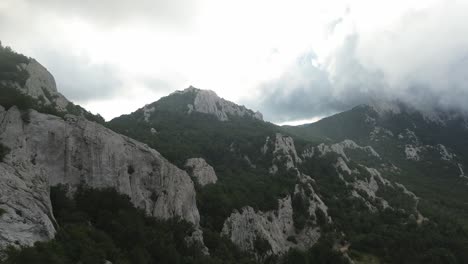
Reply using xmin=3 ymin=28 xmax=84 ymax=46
xmin=1 ymin=43 xmax=468 ymax=264
xmin=109 ymin=87 xmax=468 ymax=262
xmin=283 ymin=102 xmax=468 ymax=232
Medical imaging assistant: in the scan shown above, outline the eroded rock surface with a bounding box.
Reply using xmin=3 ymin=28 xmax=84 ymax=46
xmin=174 ymin=87 xmax=263 ymax=121
xmin=18 ymin=60 xmax=70 ymax=111
xmin=0 ymin=106 xmax=202 ymax=249
xmin=222 ymin=196 xmax=321 ymax=257
xmin=185 ymin=158 xmax=218 ymax=186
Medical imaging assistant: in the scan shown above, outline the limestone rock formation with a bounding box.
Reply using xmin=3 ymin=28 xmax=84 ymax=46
xmin=221 ymin=196 xmax=321 ymax=258
xmin=222 ymin=134 xmax=327 ymax=258
xmin=18 ymin=60 xmax=70 ymax=111
xmin=310 ymin=139 xmax=380 ymax=162
xmin=176 ymin=87 xmax=263 ymax=121
xmin=184 ymin=158 xmax=218 ymax=186
xmin=0 ymin=106 xmax=202 ymax=249
xmin=262 ymin=133 xmax=302 ymax=174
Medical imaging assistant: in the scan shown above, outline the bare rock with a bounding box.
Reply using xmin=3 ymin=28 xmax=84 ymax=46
xmin=222 ymin=196 xmax=321 ymax=258
xmin=174 ymin=87 xmax=263 ymax=121
xmin=0 ymin=106 xmax=203 ymax=249
xmin=185 ymin=158 xmax=218 ymax=186
xmin=21 ymin=60 xmax=70 ymax=111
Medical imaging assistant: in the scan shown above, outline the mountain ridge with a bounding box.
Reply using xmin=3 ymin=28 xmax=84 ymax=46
xmin=1 ymin=43 xmax=468 ymax=264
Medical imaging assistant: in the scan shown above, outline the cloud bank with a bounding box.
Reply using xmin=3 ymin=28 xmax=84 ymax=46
xmin=1 ymin=0 xmax=468 ymax=122
xmin=255 ymin=1 xmax=468 ymax=122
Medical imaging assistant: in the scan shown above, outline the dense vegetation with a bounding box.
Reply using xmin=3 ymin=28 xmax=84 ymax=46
xmin=285 ymin=105 xmax=468 ymax=233
xmin=109 ymin=91 xmax=468 ymax=263
xmin=2 ymin=42 xmax=468 ymax=263
xmin=282 ymin=235 xmax=350 ymax=264
xmin=299 ymin=153 xmax=468 ymax=264
xmin=0 ymin=43 xmax=30 ymax=86
xmin=0 ymin=186 xmax=256 ymax=264
xmin=108 ymin=96 xmax=300 ymax=231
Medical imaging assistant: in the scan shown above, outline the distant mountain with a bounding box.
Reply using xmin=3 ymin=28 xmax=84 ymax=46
xmin=1 ymin=43 xmax=468 ymax=264
xmin=284 ymin=102 xmax=468 ymax=233
xmin=167 ymin=86 xmax=263 ymax=121
xmin=108 ymin=86 xmax=272 ymax=165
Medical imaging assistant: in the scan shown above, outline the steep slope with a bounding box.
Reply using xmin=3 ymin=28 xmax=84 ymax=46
xmin=108 ymin=86 xmax=276 ymax=167
xmin=0 ymin=44 xmax=207 ymax=254
xmin=0 ymin=106 xmax=202 ymax=250
xmin=108 ymin=90 xmax=468 ymax=263
xmin=2 ymin=43 xmax=468 ymax=263
xmin=154 ymin=86 xmax=263 ymax=121
xmin=284 ymin=103 xmax=468 ymax=232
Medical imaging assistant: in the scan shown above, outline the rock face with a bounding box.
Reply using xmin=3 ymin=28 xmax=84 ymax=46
xmin=0 ymin=106 xmax=202 ymax=249
xmin=18 ymin=60 xmax=70 ymax=111
xmin=222 ymin=133 xmax=326 ymax=258
xmin=184 ymin=158 xmax=218 ymax=186
xmin=312 ymin=139 xmax=380 ymax=162
xmin=307 ymin=139 xmax=421 ymax=215
xmin=222 ymin=196 xmax=321 ymax=258
xmin=0 ymin=159 xmax=56 ymax=250
xmin=177 ymin=87 xmax=263 ymax=121
xmin=262 ymin=133 xmax=302 ymax=174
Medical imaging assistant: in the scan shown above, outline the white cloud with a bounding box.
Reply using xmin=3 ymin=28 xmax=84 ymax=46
xmin=1 ymin=0 xmax=467 ymax=122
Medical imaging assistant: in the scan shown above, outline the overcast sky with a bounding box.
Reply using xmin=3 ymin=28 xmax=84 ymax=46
xmin=1 ymin=0 xmax=467 ymax=124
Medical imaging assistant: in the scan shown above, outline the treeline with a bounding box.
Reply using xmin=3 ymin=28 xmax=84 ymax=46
xmin=0 ymin=186 xmax=256 ymax=264
xmin=300 ymin=153 xmax=468 ymax=264
xmin=0 ymin=42 xmax=30 ymax=86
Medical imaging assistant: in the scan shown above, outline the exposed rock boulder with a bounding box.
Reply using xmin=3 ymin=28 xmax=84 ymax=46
xmin=184 ymin=158 xmax=218 ymax=186
xmin=405 ymin=145 xmax=422 ymax=161
xmin=0 ymin=106 xmax=203 ymax=249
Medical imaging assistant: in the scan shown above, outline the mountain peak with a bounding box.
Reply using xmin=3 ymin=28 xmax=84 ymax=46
xmin=158 ymin=86 xmax=263 ymax=122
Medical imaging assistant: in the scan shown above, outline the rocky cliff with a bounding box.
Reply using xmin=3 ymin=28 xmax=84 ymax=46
xmin=175 ymin=87 xmax=263 ymax=121
xmin=222 ymin=134 xmax=328 ymax=258
xmin=184 ymin=158 xmax=218 ymax=186
xmin=0 ymin=106 xmax=202 ymax=249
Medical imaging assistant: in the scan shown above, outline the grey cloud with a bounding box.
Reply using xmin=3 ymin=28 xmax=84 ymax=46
xmin=255 ymin=2 xmax=468 ymax=123
xmin=33 ymin=48 xmax=123 ymax=103
xmin=254 ymin=35 xmax=385 ymax=123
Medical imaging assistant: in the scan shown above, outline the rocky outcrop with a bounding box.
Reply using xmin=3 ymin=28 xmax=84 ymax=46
xmin=221 ymin=196 xmax=321 ymax=258
xmin=305 ymin=139 xmax=380 ymax=162
xmin=262 ymin=133 xmax=302 ymax=174
xmin=18 ymin=60 xmax=70 ymax=111
xmin=184 ymin=158 xmax=218 ymax=186
xmin=0 ymin=106 xmax=202 ymax=249
xmin=175 ymin=87 xmax=263 ymax=121
xmin=437 ymin=144 xmax=454 ymax=161
xmin=223 ymin=134 xmax=327 ymax=258
xmin=0 ymin=161 xmax=56 ymax=250
xmin=404 ymin=145 xmax=422 ymax=161
xmin=310 ymin=139 xmax=421 ymax=215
